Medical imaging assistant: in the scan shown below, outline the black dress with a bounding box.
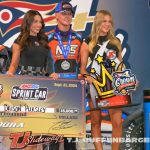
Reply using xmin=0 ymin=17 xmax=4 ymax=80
xmin=15 ymin=35 xmax=51 ymax=76
xmin=85 ymin=36 xmax=120 ymax=100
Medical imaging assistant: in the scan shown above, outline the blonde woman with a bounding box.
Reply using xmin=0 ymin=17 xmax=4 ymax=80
xmin=80 ymin=10 xmax=124 ymax=150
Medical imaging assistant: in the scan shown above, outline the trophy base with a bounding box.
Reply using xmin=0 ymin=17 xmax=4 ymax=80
xmin=96 ymin=95 xmax=131 ymax=108
xmin=89 ymin=95 xmax=141 ymax=111
xmin=89 ymin=103 xmax=140 ymax=111
xmin=89 ymin=95 xmax=141 ymax=110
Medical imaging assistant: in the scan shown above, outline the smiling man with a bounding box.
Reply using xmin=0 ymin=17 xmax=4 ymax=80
xmin=46 ymin=1 xmax=82 ymax=150
xmin=47 ymin=1 xmax=82 ymax=80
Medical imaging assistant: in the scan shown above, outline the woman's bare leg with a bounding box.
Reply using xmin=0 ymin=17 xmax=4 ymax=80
xmin=89 ymin=99 xmax=103 ymax=150
xmin=109 ymin=108 xmax=122 ymax=150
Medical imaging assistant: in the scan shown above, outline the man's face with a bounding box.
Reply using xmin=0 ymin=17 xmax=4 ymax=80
xmin=55 ymin=10 xmax=73 ymax=27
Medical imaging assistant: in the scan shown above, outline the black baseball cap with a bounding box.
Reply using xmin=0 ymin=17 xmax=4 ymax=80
xmin=55 ymin=1 xmax=74 ymax=14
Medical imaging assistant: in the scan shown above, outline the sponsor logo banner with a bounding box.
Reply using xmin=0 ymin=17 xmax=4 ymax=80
xmin=112 ymin=69 xmax=137 ymax=95
xmin=11 ymin=85 xmax=48 ymax=100
xmin=9 ymin=131 xmax=64 ymax=149
xmin=0 ymin=0 xmax=98 ymax=47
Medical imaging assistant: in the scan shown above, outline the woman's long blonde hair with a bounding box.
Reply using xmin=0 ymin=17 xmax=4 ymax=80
xmin=89 ymin=10 xmax=121 ymax=53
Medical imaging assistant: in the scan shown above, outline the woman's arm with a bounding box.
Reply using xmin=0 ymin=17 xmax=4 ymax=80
xmin=7 ymin=43 xmax=21 ymax=75
xmin=80 ymin=41 xmax=90 ymax=75
xmin=80 ymin=41 xmax=94 ymax=83
xmin=118 ymin=49 xmax=122 ymax=62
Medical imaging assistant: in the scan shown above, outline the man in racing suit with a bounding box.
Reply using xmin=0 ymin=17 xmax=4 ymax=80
xmin=45 ymin=1 xmax=82 ymax=150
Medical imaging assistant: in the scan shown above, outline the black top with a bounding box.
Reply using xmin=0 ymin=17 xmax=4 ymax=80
xmin=85 ymin=36 xmax=119 ymax=61
xmin=85 ymin=36 xmax=120 ymax=98
xmin=15 ymin=35 xmax=49 ymax=68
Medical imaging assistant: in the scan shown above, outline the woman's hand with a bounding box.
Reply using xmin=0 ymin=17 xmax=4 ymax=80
xmin=49 ymin=72 xmax=59 ymax=80
xmin=83 ymin=74 xmax=94 ymax=84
